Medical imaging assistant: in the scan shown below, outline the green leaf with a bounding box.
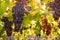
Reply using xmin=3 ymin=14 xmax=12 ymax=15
xmin=35 ymin=21 xmax=41 ymax=35
xmin=5 ymin=0 xmax=10 ymax=4
xmin=7 ymin=12 xmax=13 ymax=21
xmin=22 ymin=14 xmax=31 ymax=27
xmin=0 ymin=1 xmax=7 ymax=17
xmin=33 ymin=12 xmax=41 ymax=21
xmin=35 ymin=21 xmax=41 ymax=30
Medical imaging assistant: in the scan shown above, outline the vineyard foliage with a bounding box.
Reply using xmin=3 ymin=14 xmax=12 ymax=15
xmin=0 ymin=0 xmax=60 ymax=39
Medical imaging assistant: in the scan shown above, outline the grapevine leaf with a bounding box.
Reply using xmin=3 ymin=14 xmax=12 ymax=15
xmin=0 ymin=1 xmax=7 ymax=17
xmin=33 ymin=12 xmax=41 ymax=21
xmin=7 ymin=12 xmax=13 ymax=21
xmin=22 ymin=15 xmax=31 ymax=27
xmin=35 ymin=21 xmax=41 ymax=35
xmin=5 ymin=0 xmax=10 ymax=4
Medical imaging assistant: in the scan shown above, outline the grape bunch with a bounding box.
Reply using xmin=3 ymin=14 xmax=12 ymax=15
xmin=41 ymin=17 xmax=52 ymax=35
xmin=48 ymin=0 xmax=60 ymax=20
xmin=12 ymin=2 xmax=26 ymax=33
xmin=1 ymin=16 xmax=13 ymax=36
